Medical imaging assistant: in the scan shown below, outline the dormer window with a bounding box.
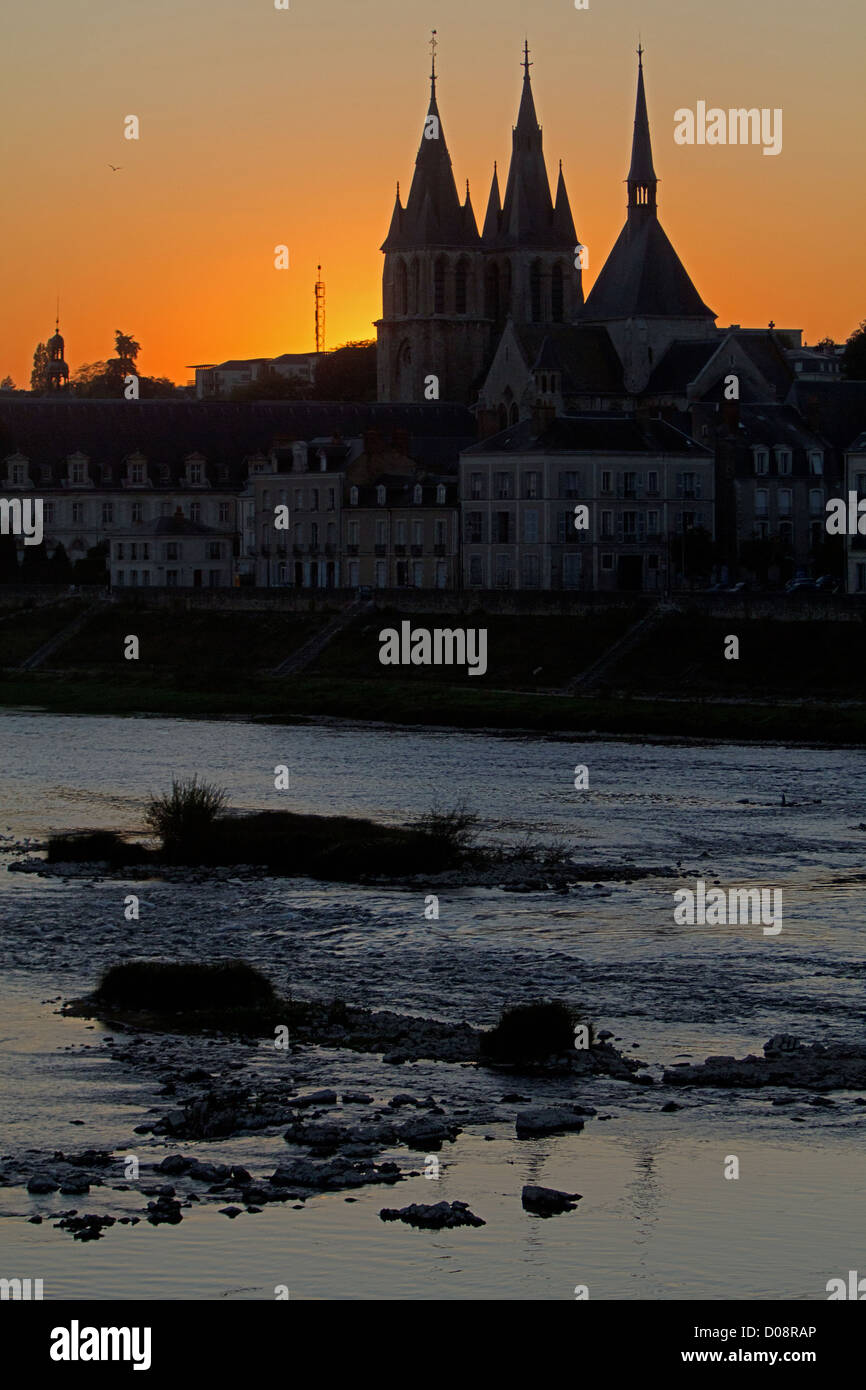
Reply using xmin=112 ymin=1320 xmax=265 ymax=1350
xmin=776 ymin=449 xmax=792 ymax=475
xmin=160 ymin=465 xmax=170 ymax=484
xmin=436 ymin=484 xmax=446 ymax=504
xmin=413 ymin=484 xmax=423 ymax=504
xmin=754 ymin=449 xmax=769 ymax=475
xmin=11 ymin=462 xmax=26 ymax=486
xmin=350 ymin=486 xmax=359 ymax=506
xmin=377 ymin=485 xmax=386 ymax=505
xmin=188 ymin=461 xmax=203 ymax=485
xmin=70 ymin=459 xmax=86 ymax=485
xmin=809 ymin=451 xmax=824 ymax=476
xmin=130 ymin=461 xmax=145 ymax=485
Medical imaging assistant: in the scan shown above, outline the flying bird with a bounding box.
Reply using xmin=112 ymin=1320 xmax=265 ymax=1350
xmin=108 ymin=164 xmax=122 ymax=172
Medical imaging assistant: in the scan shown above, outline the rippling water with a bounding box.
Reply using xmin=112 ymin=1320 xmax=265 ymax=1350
xmin=0 ymin=710 xmax=864 ymax=1298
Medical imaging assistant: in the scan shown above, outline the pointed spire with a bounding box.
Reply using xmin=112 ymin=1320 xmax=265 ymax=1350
xmin=553 ymin=162 xmax=577 ymax=243
xmin=481 ymin=163 xmax=502 ymax=243
xmin=495 ymin=44 xmax=570 ymax=248
xmin=514 ymin=39 xmax=540 ymax=141
xmin=382 ymin=35 xmax=479 ymax=250
xmin=627 ymin=43 xmax=658 ymax=210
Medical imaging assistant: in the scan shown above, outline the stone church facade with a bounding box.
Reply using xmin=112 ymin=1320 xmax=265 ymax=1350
xmin=376 ymin=45 xmax=583 ymax=405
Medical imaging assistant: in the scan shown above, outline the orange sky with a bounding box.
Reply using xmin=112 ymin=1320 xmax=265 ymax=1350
xmin=4 ymin=0 xmax=865 ymax=387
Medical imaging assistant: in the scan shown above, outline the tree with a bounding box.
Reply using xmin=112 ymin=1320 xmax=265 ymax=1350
xmin=114 ymin=330 xmax=141 ymax=374
xmin=670 ymin=525 xmax=715 ymax=585
xmin=842 ymin=320 xmax=866 ymax=380
xmin=0 ymin=375 xmax=15 ymax=391
xmin=312 ymin=340 xmax=377 ymax=401
xmin=30 ymin=342 xmax=51 ymax=393
xmin=72 ymin=541 xmax=109 ymax=585
xmin=20 ymin=540 xmax=51 ymax=583
xmin=0 ymin=533 xmax=19 ymax=582
xmin=49 ymin=542 xmax=72 ymax=582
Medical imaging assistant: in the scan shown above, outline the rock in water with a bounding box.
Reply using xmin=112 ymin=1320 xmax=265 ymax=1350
xmin=379 ymin=1200 xmax=485 ymax=1229
xmin=521 ymin=1185 xmax=582 ymax=1216
xmin=514 ymin=1106 xmax=586 ymax=1139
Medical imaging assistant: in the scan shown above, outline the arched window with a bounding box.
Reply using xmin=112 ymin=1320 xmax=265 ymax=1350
xmin=434 ymin=257 xmax=447 ymax=314
xmin=455 ymin=259 xmax=468 ymax=315
xmin=410 ymin=258 xmax=420 ymax=314
xmin=377 ymin=485 xmax=386 ymax=505
xmin=530 ymin=260 xmax=542 ymax=323
xmin=485 ymin=263 xmax=500 ymax=321
xmin=436 ymin=484 xmax=446 ymax=504
xmin=349 ymin=486 xmax=359 ymax=505
xmin=552 ymin=263 xmax=564 ymax=323
xmin=414 ymin=484 xmax=423 ymax=504
xmin=396 ymin=260 xmax=408 ymax=316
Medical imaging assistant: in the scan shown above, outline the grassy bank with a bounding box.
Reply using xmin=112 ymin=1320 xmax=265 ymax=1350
xmin=2 ymin=670 xmax=865 ymax=743
xmin=2 ymin=600 xmax=865 ymax=743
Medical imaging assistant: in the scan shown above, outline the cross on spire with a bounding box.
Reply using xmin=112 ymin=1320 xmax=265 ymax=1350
xmin=429 ymin=29 xmax=438 ymax=94
xmin=523 ymin=39 xmax=533 ymax=79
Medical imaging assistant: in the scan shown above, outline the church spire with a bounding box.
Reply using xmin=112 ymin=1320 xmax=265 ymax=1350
xmin=627 ymin=44 xmax=658 ymax=211
xmin=381 ymin=33 xmax=479 ymax=251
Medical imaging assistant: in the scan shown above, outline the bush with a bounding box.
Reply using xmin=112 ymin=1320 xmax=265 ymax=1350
xmin=94 ymin=959 xmax=276 ymax=1013
xmin=145 ymin=777 xmax=228 ymax=857
xmin=480 ymin=1000 xmax=590 ymax=1064
xmin=408 ymin=800 xmax=480 ymax=862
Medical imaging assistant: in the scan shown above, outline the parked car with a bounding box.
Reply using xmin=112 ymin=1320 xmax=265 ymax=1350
xmin=815 ymin=574 xmax=841 ymax=592
xmin=784 ymin=577 xmax=818 ymax=595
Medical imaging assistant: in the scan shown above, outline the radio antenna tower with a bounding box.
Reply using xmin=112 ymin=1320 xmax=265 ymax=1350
xmin=315 ymin=264 xmax=325 ymax=354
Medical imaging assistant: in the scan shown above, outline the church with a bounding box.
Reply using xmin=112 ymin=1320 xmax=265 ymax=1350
xmin=376 ymin=41 xmax=583 ymax=407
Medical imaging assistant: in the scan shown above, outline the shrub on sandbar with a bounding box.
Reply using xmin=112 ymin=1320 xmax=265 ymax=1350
xmin=94 ymin=959 xmax=276 ymax=1013
xmin=480 ymin=999 xmax=590 ymax=1064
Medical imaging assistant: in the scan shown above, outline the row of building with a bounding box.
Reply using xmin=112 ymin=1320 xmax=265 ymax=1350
xmin=1 ymin=385 xmax=865 ymax=592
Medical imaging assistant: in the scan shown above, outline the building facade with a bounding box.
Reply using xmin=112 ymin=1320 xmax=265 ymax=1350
xmin=460 ymin=413 xmax=714 ymax=592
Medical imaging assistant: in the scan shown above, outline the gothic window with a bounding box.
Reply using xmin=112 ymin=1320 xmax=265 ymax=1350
xmin=530 ymin=261 xmax=542 ymax=323
xmin=485 ymin=263 xmax=500 ymax=322
xmin=410 ymin=258 xmax=420 ymax=314
xmin=455 ymin=259 xmax=468 ymax=315
xmin=552 ymin=262 xmax=564 ymax=323
xmin=396 ymin=260 xmax=408 ymax=316
xmin=434 ymin=257 xmax=447 ymax=314
xmin=502 ymin=260 xmax=512 ymax=316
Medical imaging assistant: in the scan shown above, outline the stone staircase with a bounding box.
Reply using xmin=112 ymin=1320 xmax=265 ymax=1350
xmin=271 ymin=596 xmax=374 ymax=677
xmin=568 ymin=602 xmax=673 ymax=694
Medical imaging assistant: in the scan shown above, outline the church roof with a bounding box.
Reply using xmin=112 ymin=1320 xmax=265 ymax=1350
xmin=482 ymin=45 xmax=574 ymax=251
xmin=465 ymin=412 xmax=711 ymax=456
xmin=583 ymin=51 xmax=715 ymax=324
xmin=512 ymin=323 xmax=625 ymax=394
xmin=582 ymin=202 xmax=715 ymax=321
xmin=381 ymin=69 xmax=479 ymax=251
